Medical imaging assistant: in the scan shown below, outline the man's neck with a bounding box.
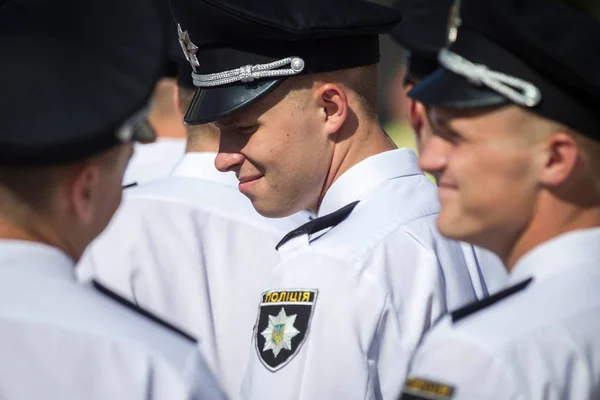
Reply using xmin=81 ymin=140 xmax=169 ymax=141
xmin=185 ymin=143 xmax=219 ymax=154
xmin=149 ymin=119 xmax=187 ymax=140
xmin=0 ymin=214 xmax=76 ymax=262
xmin=0 ymin=219 xmax=40 ymax=242
xmin=505 ymin=193 xmax=600 ymax=271
xmin=184 ymin=132 xmax=219 ymax=154
xmin=313 ymin=117 xmax=397 ymax=213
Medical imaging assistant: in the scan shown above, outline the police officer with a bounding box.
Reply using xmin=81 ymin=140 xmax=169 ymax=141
xmin=0 ymin=0 xmax=222 ymax=398
xmin=400 ymin=0 xmax=600 ymax=398
xmin=389 ymin=0 xmax=507 ymax=297
xmin=79 ymin=59 xmax=312 ymax=400
xmin=167 ymin=0 xmax=487 ymax=397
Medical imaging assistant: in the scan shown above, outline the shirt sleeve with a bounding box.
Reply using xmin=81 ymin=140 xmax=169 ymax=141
xmin=401 ymin=328 xmax=521 ymax=400
xmin=404 ymin=321 xmax=594 ymax=400
xmin=240 ymin=231 xmax=449 ymax=399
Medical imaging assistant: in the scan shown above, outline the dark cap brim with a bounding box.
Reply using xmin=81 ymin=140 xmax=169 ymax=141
xmin=408 ymin=66 xmax=508 ymax=109
xmin=184 ymin=79 xmax=283 ymax=125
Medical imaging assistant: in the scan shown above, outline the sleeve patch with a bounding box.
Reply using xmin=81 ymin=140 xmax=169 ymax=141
xmin=254 ymin=289 xmax=318 ymax=372
xmin=400 ymin=377 xmax=455 ymax=400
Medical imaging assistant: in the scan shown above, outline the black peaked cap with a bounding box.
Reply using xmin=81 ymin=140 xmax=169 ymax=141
xmin=409 ymin=0 xmax=600 ymax=140
xmin=169 ymin=0 xmax=403 ymax=125
xmin=389 ymin=0 xmax=452 ymax=79
xmin=0 ymin=0 xmax=168 ymax=165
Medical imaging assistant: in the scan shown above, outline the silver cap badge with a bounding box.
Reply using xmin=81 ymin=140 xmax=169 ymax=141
xmin=447 ymin=0 xmax=462 ymax=44
xmin=177 ymin=24 xmax=200 ymax=73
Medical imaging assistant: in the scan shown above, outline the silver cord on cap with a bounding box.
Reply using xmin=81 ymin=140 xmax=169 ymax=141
xmin=439 ymin=49 xmax=542 ymax=107
xmin=192 ymin=56 xmax=305 ymax=88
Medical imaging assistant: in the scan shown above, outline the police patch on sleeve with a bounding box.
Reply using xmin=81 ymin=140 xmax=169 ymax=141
xmin=255 ymin=289 xmax=317 ymax=372
xmin=400 ymin=377 xmax=455 ymax=400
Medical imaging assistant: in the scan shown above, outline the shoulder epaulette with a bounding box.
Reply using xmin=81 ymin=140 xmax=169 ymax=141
xmin=451 ymin=278 xmax=533 ymax=323
xmin=276 ymin=201 xmax=359 ymax=250
xmin=92 ymin=280 xmax=196 ymax=343
xmin=122 ymin=182 xmax=138 ymax=190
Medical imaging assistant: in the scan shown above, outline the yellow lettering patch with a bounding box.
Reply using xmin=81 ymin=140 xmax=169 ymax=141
xmin=262 ymin=290 xmax=316 ymax=304
xmin=402 ymin=377 xmax=454 ymax=400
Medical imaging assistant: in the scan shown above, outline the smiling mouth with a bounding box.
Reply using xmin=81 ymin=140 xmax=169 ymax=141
xmin=238 ymin=175 xmax=262 ymax=184
xmin=438 ymin=182 xmax=457 ymax=189
xmin=436 ymin=176 xmax=457 ymax=188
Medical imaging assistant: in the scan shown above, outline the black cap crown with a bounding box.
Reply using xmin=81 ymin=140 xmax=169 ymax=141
xmin=0 ymin=0 xmax=168 ymax=165
xmin=169 ymin=0 xmax=403 ymax=124
xmin=389 ymin=0 xmax=452 ymax=79
xmin=409 ymin=0 xmax=600 ymax=140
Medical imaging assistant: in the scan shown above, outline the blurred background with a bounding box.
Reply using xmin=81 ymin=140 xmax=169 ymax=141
xmin=374 ymin=0 xmax=416 ymax=154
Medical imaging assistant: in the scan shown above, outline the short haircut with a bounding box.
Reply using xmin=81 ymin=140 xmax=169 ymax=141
xmin=519 ymin=108 xmax=600 ymax=190
xmin=0 ymin=166 xmax=61 ymax=214
xmin=403 ymin=70 xmax=425 ymax=87
xmin=575 ymin=133 xmax=600 ymax=190
xmin=286 ymin=64 xmax=379 ymax=117
xmin=340 ymin=65 xmax=379 ymax=116
xmin=0 ymin=145 xmax=122 ymax=216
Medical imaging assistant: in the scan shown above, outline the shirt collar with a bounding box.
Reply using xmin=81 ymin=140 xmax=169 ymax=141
xmin=171 ymin=152 xmax=238 ymax=187
xmin=0 ymin=240 xmax=75 ymax=282
xmin=318 ymin=149 xmax=423 ymax=217
xmin=510 ymin=227 xmax=600 ymax=284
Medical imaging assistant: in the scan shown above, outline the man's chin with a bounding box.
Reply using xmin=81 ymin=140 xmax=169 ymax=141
xmin=255 ymin=205 xmax=294 ymax=219
xmin=437 ymin=213 xmax=495 ymax=252
xmin=436 ymin=212 xmax=470 ymax=241
xmin=250 ymin=199 xmax=301 ymax=219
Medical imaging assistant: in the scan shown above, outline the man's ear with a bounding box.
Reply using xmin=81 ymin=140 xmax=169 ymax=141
xmin=407 ymin=96 xmax=429 ymax=152
xmin=315 ymin=83 xmax=348 ymax=135
xmin=407 ymin=97 xmax=422 ymax=133
xmin=68 ymin=162 xmax=99 ymax=224
xmin=538 ymin=132 xmax=580 ymax=187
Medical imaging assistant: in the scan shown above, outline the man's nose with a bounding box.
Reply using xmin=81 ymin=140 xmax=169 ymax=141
xmin=419 ymin=135 xmax=448 ymax=176
xmin=214 ymin=151 xmax=245 ymax=173
xmin=214 ymin=130 xmax=248 ymax=173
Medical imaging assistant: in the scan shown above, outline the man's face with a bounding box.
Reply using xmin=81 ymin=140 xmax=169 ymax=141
xmin=419 ymin=105 xmax=541 ymax=252
xmin=214 ymin=83 xmax=334 ymax=217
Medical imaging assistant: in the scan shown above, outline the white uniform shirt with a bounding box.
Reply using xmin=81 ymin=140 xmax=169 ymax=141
xmin=0 ymin=240 xmax=222 ymax=399
xmin=402 ymin=228 xmax=600 ymax=400
xmin=241 ymin=149 xmax=491 ymax=399
xmin=123 ymin=138 xmax=186 ymax=186
xmin=78 ymin=152 xmax=312 ymax=399
xmin=460 ymin=243 xmax=507 ymax=297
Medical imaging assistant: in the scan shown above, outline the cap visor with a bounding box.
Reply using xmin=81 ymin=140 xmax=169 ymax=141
xmin=184 ymin=79 xmax=283 ymax=125
xmin=408 ymin=67 xmax=508 ymax=109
